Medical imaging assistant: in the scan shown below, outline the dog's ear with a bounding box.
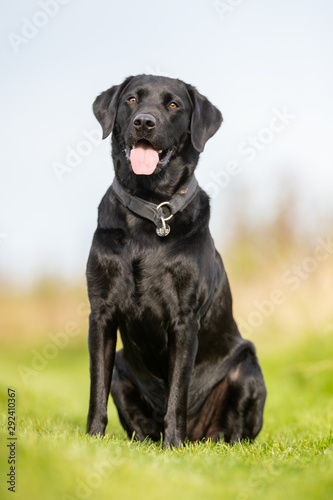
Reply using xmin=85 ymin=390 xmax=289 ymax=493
xmin=93 ymin=76 xmax=134 ymax=139
xmin=186 ymin=85 xmax=223 ymax=153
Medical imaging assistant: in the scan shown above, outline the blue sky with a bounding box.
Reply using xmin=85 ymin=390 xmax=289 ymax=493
xmin=1 ymin=0 xmax=333 ymax=286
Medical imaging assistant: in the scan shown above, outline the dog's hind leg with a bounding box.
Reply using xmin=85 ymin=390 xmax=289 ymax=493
xmin=187 ymin=341 xmax=266 ymax=443
xmin=111 ymin=350 xmax=164 ymax=442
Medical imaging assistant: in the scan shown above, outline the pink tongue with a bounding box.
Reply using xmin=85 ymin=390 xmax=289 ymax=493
xmin=130 ymin=144 xmax=159 ymax=175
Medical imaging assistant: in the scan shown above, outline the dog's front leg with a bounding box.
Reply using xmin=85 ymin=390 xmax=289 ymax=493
xmin=163 ymin=320 xmax=198 ymax=448
xmin=86 ymin=313 xmax=117 ymax=437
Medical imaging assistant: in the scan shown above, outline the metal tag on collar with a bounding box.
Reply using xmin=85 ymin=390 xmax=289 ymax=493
xmin=156 ymin=201 xmax=173 ymax=237
xmin=156 ymin=217 xmax=170 ymax=237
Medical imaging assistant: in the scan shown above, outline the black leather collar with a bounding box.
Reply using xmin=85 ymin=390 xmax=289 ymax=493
xmin=111 ymin=176 xmax=199 ymax=237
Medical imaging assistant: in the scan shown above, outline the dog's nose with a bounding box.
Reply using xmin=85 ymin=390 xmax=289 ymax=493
xmin=133 ymin=113 xmax=156 ymax=132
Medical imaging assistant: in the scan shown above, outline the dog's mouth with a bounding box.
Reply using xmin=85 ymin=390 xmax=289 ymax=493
xmin=125 ymin=139 xmax=173 ymax=175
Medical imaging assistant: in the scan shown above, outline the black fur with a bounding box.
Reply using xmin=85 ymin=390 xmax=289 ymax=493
xmin=86 ymin=75 xmax=266 ymax=448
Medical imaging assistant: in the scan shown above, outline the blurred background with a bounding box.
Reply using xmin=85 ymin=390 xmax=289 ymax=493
xmin=1 ymin=0 xmax=332 ymax=347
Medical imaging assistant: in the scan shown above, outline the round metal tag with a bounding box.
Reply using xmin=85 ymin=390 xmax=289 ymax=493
xmin=156 ymin=224 xmax=170 ymax=237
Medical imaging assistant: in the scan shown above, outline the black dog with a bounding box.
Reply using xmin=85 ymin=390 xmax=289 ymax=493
xmin=86 ymin=75 xmax=266 ymax=448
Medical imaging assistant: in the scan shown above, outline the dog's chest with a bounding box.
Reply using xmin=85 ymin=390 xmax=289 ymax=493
xmin=114 ymin=242 xmax=198 ymax=325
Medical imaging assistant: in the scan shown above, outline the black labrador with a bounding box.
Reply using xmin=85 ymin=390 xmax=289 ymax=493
xmin=86 ymin=74 xmax=266 ymax=448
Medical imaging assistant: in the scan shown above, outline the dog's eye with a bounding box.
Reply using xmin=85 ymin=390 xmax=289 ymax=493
xmin=128 ymin=97 xmax=137 ymax=104
xmin=169 ymin=102 xmax=178 ymax=109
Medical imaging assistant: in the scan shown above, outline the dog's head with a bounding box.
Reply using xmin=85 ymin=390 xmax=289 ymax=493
xmin=93 ymin=75 xmax=222 ymax=181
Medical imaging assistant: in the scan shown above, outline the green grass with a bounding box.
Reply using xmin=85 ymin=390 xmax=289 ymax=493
xmin=0 ymin=328 xmax=332 ymax=500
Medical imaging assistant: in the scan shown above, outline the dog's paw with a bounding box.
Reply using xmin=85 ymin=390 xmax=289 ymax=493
xmin=162 ymin=437 xmax=184 ymax=450
xmin=86 ymin=420 xmax=106 ymax=438
xmin=88 ymin=428 xmax=105 ymax=438
xmin=163 ymin=424 xmax=186 ymax=450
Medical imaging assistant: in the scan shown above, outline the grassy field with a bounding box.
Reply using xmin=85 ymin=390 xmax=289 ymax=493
xmin=0 ymin=238 xmax=332 ymax=499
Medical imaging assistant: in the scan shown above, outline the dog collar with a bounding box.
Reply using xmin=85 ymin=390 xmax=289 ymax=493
xmin=111 ymin=176 xmax=199 ymax=237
